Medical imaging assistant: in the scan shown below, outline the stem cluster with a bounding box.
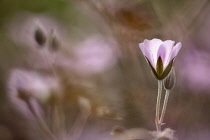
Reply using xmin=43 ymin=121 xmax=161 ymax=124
xmin=155 ymin=80 xmax=171 ymax=132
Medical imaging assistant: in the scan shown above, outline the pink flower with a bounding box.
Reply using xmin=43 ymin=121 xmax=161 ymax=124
xmin=139 ymin=38 xmax=182 ymax=80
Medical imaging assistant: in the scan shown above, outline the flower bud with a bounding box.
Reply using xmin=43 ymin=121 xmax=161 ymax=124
xmin=49 ymin=31 xmax=59 ymax=51
xmin=164 ymin=67 xmax=176 ymax=90
xmin=34 ymin=27 xmax=46 ymax=46
xmin=17 ymin=88 xmax=30 ymax=101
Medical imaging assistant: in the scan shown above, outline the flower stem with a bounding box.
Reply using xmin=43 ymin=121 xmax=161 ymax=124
xmin=160 ymin=89 xmax=170 ymax=125
xmin=25 ymin=99 xmax=57 ymax=140
xmin=156 ymin=80 xmax=162 ymax=132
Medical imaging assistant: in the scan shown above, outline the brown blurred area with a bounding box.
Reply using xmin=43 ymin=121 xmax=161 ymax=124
xmin=0 ymin=0 xmax=210 ymax=140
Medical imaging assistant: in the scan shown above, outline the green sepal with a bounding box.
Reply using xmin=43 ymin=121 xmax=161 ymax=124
xmin=161 ymin=58 xmax=174 ymax=80
xmin=156 ymin=57 xmax=164 ymax=79
xmin=145 ymin=57 xmax=158 ymax=79
xmin=145 ymin=57 xmax=174 ymax=80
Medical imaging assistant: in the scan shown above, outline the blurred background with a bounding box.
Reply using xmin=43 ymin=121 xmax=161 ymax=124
xmin=0 ymin=0 xmax=210 ymax=140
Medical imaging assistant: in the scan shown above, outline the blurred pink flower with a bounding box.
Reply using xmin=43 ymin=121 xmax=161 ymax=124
xmin=178 ymin=48 xmax=210 ymax=93
xmin=72 ymin=35 xmax=118 ymax=76
xmin=139 ymin=38 xmax=181 ymax=79
xmin=8 ymin=13 xmax=67 ymax=50
xmin=8 ymin=69 xmax=61 ymax=108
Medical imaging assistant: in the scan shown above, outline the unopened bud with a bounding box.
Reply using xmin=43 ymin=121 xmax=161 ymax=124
xmin=34 ymin=27 xmax=46 ymax=46
xmin=164 ymin=67 xmax=176 ymax=90
xmin=49 ymin=30 xmax=59 ymax=51
xmin=17 ymin=88 xmax=30 ymax=101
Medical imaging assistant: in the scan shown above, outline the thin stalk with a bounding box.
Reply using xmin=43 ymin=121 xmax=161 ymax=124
xmin=25 ymin=99 xmax=57 ymax=140
xmin=160 ymin=89 xmax=170 ymax=124
xmin=156 ymin=80 xmax=162 ymax=132
xmin=51 ymin=103 xmax=66 ymax=140
xmin=69 ymin=110 xmax=90 ymax=140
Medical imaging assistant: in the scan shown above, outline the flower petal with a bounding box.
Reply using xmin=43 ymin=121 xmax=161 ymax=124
xmin=139 ymin=40 xmax=154 ymax=67
xmin=139 ymin=42 xmax=146 ymax=56
xmin=158 ymin=40 xmax=174 ymax=68
xmin=149 ymin=39 xmax=163 ymax=63
xmin=139 ymin=41 xmax=151 ymax=62
xmin=170 ymin=42 xmax=182 ymax=60
xmin=157 ymin=44 xmax=166 ymax=62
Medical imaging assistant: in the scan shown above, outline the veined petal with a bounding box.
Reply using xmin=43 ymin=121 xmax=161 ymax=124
xmin=148 ymin=38 xmax=163 ymax=67
xmin=157 ymin=40 xmax=174 ymax=68
xmin=139 ymin=42 xmax=146 ymax=55
xmin=139 ymin=41 xmax=153 ymax=66
xmin=170 ymin=42 xmax=182 ymax=60
xmin=157 ymin=44 xmax=166 ymax=62
xmin=139 ymin=40 xmax=154 ymax=67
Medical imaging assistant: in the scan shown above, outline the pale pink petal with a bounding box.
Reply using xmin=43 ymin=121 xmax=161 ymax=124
xmin=139 ymin=40 xmax=155 ymax=67
xmin=147 ymin=38 xmax=163 ymax=67
xmin=158 ymin=40 xmax=174 ymax=68
xmin=157 ymin=44 xmax=166 ymax=61
xmin=139 ymin=42 xmax=146 ymax=56
xmin=170 ymin=42 xmax=182 ymax=61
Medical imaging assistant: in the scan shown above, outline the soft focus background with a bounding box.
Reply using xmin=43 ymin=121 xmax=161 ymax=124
xmin=0 ymin=0 xmax=210 ymax=140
